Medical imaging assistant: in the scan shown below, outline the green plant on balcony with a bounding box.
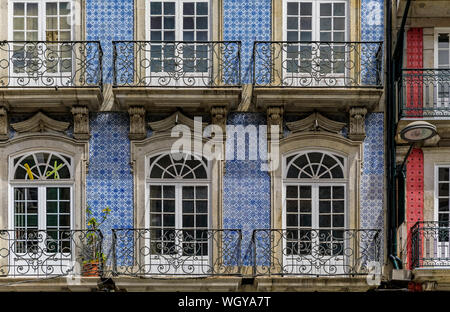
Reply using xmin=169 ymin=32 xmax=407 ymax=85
xmin=82 ymin=206 xmax=111 ymax=276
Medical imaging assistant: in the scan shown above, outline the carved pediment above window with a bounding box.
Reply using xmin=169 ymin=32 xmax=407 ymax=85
xmin=286 ymin=112 xmax=346 ymax=134
xmin=11 ymin=112 xmax=69 ymax=134
xmin=149 ymin=111 xmax=208 ymax=133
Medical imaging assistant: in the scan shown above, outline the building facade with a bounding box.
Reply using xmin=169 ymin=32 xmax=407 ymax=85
xmin=0 ymin=0 xmax=386 ymax=291
xmin=391 ymin=0 xmax=450 ymax=291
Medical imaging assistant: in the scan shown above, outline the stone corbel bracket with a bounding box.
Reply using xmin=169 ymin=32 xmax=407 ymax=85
xmin=348 ymin=107 xmax=368 ymax=141
xmin=211 ymin=106 xmax=228 ymax=137
xmin=11 ymin=111 xmax=70 ymax=135
xmin=71 ymin=106 xmax=90 ymax=140
xmin=128 ymin=106 xmax=147 ymax=140
xmin=0 ymin=107 xmax=8 ymax=141
xmin=286 ymin=112 xmax=346 ymax=135
xmin=267 ymin=106 xmax=284 ymax=139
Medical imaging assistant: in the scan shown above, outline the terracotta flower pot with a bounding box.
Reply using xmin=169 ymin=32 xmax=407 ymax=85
xmin=82 ymin=261 xmax=100 ymax=277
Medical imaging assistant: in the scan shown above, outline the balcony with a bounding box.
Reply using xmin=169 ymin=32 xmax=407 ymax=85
xmin=0 ymin=229 xmax=103 ymax=278
xmin=111 ymin=229 xmax=242 ymax=276
xmin=398 ymin=69 xmax=450 ymax=119
xmin=411 ymin=221 xmax=450 ymax=269
xmin=0 ymin=41 xmax=103 ymax=113
xmin=252 ymin=41 xmax=384 ymax=113
xmin=112 ymin=41 xmax=242 ymax=114
xmin=251 ymin=229 xmax=382 ymax=276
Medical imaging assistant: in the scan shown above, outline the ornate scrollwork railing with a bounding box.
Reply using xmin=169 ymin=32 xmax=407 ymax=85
xmin=251 ymin=229 xmax=381 ymax=276
xmin=411 ymin=221 xmax=450 ymax=269
xmin=252 ymin=41 xmax=383 ymax=88
xmin=0 ymin=229 xmax=103 ymax=277
xmin=398 ymin=69 xmax=450 ymax=118
xmin=111 ymin=229 xmax=242 ymax=276
xmin=0 ymin=41 xmax=103 ymax=89
xmin=112 ymin=41 xmax=241 ymax=87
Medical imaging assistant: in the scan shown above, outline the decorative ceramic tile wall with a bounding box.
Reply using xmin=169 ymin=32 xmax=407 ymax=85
xmin=360 ymin=113 xmax=384 ymax=229
xmin=223 ymin=113 xmax=271 ymax=264
xmin=86 ymin=113 xmax=134 ymax=254
xmin=223 ymin=0 xmax=272 ymax=83
xmin=361 ymin=0 xmax=384 ymax=41
xmin=86 ymin=0 xmax=134 ymax=83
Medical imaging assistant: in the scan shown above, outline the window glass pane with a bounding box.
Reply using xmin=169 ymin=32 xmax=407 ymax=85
xmin=164 ymin=2 xmax=175 ymax=14
xmin=287 ymin=2 xmax=298 ymax=15
xmin=333 ymin=3 xmax=345 ymax=16
xmin=184 ymin=3 xmax=195 ymax=15
xmin=14 ymin=3 xmax=25 ymax=15
xmin=300 ymin=2 xmax=312 ymax=15
xmin=196 ymin=2 xmax=208 ymax=15
xmin=151 ymin=2 xmax=162 ymax=14
xmin=320 ymin=3 xmax=332 ymax=16
xmin=438 ymin=33 xmax=449 ymax=49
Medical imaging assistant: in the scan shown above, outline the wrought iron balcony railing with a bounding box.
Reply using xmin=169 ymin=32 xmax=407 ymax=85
xmin=111 ymin=229 xmax=242 ymax=276
xmin=398 ymin=69 xmax=450 ymax=118
xmin=0 ymin=41 xmax=102 ymax=89
xmin=411 ymin=221 xmax=450 ymax=269
xmin=253 ymin=41 xmax=383 ymax=88
xmin=251 ymin=229 xmax=381 ymax=276
xmin=0 ymin=229 xmax=103 ymax=277
xmin=112 ymin=41 xmax=241 ymax=88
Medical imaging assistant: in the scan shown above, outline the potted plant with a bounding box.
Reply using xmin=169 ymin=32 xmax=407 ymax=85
xmin=82 ymin=206 xmax=111 ymax=277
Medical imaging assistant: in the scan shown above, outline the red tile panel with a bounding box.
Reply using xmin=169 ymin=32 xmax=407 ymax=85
xmin=405 ymin=28 xmax=423 ymax=117
xmin=406 ymin=148 xmax=424 ymax=269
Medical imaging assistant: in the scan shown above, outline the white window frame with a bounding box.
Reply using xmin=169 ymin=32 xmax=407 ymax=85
xmin=7 ymin=0 xmax=75 ymax=87
xmin=282 ymin=150 xmax=349 ymax=275
xmin=434 ymin=164 xmax=450 ymax=263
xmin=282 ymin=0 xmax=349 ymax=87
xmin=434 ymin=28 xmax=450 ymax=109
xmin=7 ymin=151 xmax=74 ymax=277
xmin=144 ymin=152 xmax=212 ymax=275
xmin=144 ymin=0 xmax=213 ymax=87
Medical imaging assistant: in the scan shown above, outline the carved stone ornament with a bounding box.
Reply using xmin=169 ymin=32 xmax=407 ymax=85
xmin=0 ymin=107 xmax=8 ymax=141
xmin=286 ymin=112 xmax=346 ymax=134
xmin=149 ymin=110 xmax=208 ymax=134
xmin=128 ymin=106 xmax=147 ymax=140
xmin=211 ymin=106 xmax=227 ymax=134
xmin=11 ymin=112 xmax=70 ymax=134
xmin=348 ymin=107 xmax=368 ymax=141
xmin=71 ymin=106 xmax=90 ymax=140
xmin=267 ymin=106 xmax=284 ymax=139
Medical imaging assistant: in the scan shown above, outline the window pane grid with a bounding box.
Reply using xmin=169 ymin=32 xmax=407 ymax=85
xmin=318 ymin=185 xmax=345 ymax=256
xmin=286 ymin=185 xmax=312 ymax=256
xmin=182 ymin=186 xmax=208 ymax=256
xmin=14 ymin=187 xmax=39 ymax=253
xmin=438 ymin=167 xmax=450 ymax=242
xmin=46 ymin=187 xmax=71 ymax=253
xmin=150 ymin=185 xmax=177 ymax=255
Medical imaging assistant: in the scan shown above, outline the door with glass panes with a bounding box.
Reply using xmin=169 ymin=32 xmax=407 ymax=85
xmin=9 ymin=1 xmax=73 ymax=87
xmin=283 ymin=0 xmax=348 ymax=86
xmin=147 ymin=153 xmax=210 ymax=275
xmin=10 ymin=152 xmax=73 ymax=277
xmin=283 ymin=151 xmax=347 ymax=275
xmin=146 ymin=0 xmax=211 ymax=86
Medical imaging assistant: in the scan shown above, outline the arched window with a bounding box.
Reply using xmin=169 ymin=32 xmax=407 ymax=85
xmin=283 ymin=151 xmax=346 ymax=261
xmin=147 ymin=152 xmax=210 ymax=260
xmin=13 ymin=152 xmax=73 ymax=180
xmin=9 ymin=151 xmax=73 ymax=272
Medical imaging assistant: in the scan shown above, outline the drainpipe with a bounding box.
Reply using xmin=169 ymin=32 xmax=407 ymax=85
xmin=387 ymin=0 xmax=412 ymax=270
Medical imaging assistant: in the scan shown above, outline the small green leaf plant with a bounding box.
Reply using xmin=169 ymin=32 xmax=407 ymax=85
xmin=83 ymin=205 xmax=111 ymax=264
